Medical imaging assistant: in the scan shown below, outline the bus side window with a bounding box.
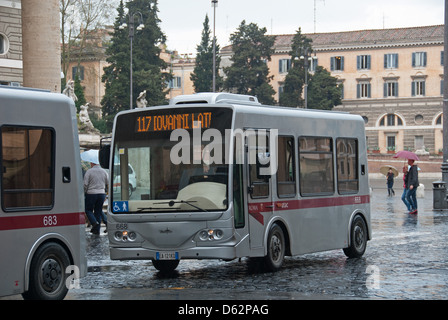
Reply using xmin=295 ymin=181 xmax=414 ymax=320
xmin=1 ymin=126 xmax=55 ymax=210
xmin=336 ymin=138 xmax=359 ymax=193
xmin=298 ymin=136 xmax=334 ymax=196
xmin=277 ymin=136 xmax=296 ymax=197
xmin=248 ymin=132 xmax=269 ymax=198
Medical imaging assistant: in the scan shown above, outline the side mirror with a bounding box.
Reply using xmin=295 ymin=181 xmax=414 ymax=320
xmin=99 ymin=137 xmax=111 ymax=169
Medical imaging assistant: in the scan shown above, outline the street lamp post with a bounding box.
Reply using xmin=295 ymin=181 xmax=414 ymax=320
xmin=211 ymin=0 xmax=218 ymax=92
xmin=120 ymin=12 xmax=145 ymax=109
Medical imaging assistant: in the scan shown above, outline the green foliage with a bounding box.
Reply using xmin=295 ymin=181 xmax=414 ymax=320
xmin=279 ymin=28 xmax=311 ymax=108
xmin=307 ymin=66 xmax=342 ymax=110
xmin=190 ymin=15 xmax=222 ymax=93
xmin=223 ymin=20 xmax=276 ymax=105
xmin=101 ymin=0 xmax=170 ymax=131
xmin=74 ymin=74 xmax=86 ymax=113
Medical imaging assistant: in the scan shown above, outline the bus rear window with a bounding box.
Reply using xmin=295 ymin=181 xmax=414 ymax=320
xmin=1 ymin=126 xmax=54 ymax=211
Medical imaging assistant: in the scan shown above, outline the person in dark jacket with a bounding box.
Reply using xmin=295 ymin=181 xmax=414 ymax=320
xmin=405 ymin=159 xmax=419 ymax=214
xmin=386 ymin=168 xmax=395 ymax=196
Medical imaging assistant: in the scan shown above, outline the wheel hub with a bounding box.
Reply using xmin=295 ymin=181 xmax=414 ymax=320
xmin=41 ymin=258 xmax=62 ymax=291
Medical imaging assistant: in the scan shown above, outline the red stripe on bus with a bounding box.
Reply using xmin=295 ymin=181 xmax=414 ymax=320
xmin=248 ymin=195 xmax=370 ymax=225
xmin=0 ymin=212 xmax=86 ymax=231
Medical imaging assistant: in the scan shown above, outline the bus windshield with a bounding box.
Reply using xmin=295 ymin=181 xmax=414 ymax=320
xmin=111 ymin=106 xmax=233 ymax=214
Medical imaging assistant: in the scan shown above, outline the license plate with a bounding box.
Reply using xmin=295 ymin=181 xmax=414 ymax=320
xmin=156 ymin=252 xmax=179 ymax=260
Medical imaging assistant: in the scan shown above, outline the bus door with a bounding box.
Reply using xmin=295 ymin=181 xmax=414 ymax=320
xmin=245 ymin=129 xmax=276 ymax=252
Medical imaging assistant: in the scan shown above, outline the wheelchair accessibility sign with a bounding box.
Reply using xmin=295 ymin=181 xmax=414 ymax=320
xmin=113 ymin=201 xmax=129 ymax=213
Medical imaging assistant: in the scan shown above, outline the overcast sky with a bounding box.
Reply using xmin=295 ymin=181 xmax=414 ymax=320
xmin=155 ymin=0 xmax=444 ymax=54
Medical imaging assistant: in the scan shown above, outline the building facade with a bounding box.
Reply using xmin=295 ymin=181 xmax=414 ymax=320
xmin=0 ymin=1 xmax=444 ymax=153
xmin=221 ymin=25 xmax=444 ymax=154
xmin=0 ymin=0 xmax=22 ymax=86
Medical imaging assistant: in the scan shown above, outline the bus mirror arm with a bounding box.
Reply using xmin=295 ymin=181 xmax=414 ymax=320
xmin=248 ymin=185 xmax=254 ymax=195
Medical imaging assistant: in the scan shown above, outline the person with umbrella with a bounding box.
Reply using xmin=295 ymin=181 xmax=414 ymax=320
xmin=394 ymin=150 xmax=419 ymax=214
xmin=406 ymin=159 xmax=419 ymax=214
xmin=386 ymin=168 xmax=395 ymax=197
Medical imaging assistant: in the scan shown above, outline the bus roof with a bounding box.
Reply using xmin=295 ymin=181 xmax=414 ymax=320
xmin=170 ymin=92 xmax=261 ymax=106
xmin=168 ymin=92 xmax=359 ymax=122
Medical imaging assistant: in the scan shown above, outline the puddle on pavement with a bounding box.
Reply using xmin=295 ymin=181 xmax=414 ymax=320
xmin=88 ymin=265 xmax=134 ymax=272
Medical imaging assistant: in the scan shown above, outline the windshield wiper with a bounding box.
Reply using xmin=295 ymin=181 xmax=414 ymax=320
xmin=161 ymin=200 xmax=208 ymax=212
xmin=137 ymin=200 xmax=208 ymax=213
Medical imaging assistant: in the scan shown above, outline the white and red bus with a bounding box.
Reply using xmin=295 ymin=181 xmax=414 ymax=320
xmin=0 ymin=86 xmax=86 ymax=299
xmin=100 ymin=92 xmax=371 ymax=273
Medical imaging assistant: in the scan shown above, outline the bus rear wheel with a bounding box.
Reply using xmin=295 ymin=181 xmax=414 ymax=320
xmin=264 ymin=224 xmax=285 ymax=272
xmin=152 ymin=259 xmax=180 ymax=274
xmin=22 ymin=242 xmax=70 ymax=300
xmin=343 ymin=215 xmax=368 ymax=258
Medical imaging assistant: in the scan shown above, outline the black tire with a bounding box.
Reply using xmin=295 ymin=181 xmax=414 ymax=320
xmin=22 ymin=242 xmax=70 ymax=300
xmin=343 ymin=215 xmax=368 ymax=258
xmin=152 ymin=259 xmax=180 ymax=273
xmin=264 ymin=224 xmax=285 ymax=272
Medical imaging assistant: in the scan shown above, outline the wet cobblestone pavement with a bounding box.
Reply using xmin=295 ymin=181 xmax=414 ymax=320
xmin=3 ymin=180 xmax=447 ymax=300
xmin=63 ymin=179 xmax=448 ymax=300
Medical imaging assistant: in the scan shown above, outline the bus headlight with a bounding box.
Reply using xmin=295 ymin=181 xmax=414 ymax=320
xmin=114 ymin=231 xmax=123 ymax=241
xmin=198 ymin=229 xmax=224 ymax=241
xmin=114 ymin=230 xmax=137 ymax=242
xmin=199 ymin=230 xmax=209 ymax=241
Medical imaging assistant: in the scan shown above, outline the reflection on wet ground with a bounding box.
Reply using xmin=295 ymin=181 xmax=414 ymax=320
xmin=74 ymin=181 xmax=448 ymax=300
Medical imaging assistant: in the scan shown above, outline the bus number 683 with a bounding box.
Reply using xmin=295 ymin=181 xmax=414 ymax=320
xmin=43 ymin=215 xmax=58 ymax=226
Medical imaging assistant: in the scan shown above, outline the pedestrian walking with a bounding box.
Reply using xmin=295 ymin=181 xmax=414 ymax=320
xmin=401 ymin=166 xmax=411 ymax=212
xmin=84 ymin=159 xmax=109 ymax=234
xmin=405 ymin=159 xmax=419 ymax=214
xmin=386 ymin=168 xmax=395 ymax=196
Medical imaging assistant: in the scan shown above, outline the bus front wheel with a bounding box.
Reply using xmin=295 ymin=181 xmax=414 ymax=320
xmin=22 ymin=242 xmax=70 ymax=300
xmin=264 ymin=224 xmax=285 ymax=272
xmin=343 ymin=215 xmax=368 ymax=258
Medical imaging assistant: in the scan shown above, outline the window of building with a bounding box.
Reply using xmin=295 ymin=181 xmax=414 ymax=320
xmin=412 ymin=52 xmax=427 ymax=68
xmin=1 ymin=126 xmax=55 ymax=211
xmin=357 ymin=82 xmax=371 ymax=98
xmin=72 ymin=66 xmax=84 ymax=81
xmin=277 ymin=136 xmax=296 ymax=197
xmin=414 ymin=114 xmax=424 ymax=125
xmin=330 ymin=56 xmax=344 ymax=71
xmin=379 ymin=114 xmax=403 ymax=126
xmin=336 ymin=138 xmax=359 ymax=194
xmin=298 ymin=137 xmax=334 ymax=196
xmin=357 ymin=55 xmax=371 ymax=70
xmin=309 ymin=57 xmax=318 ymax=72
xmin=436 ymin=114 xmax=443 ymax=125
xmin=384 ymin=53 xmax=398 ymax=69
xmin=279 ymin=59 xmax=291 ymax=73
xmin=0 ymin=33 xmax=8 ymax=55
xmin=412 ymin=80 xmax=426 ymax=96
xmin=0 ymin=34 xmax=4 ymax=54
xmin=384 ymin=81 xmax=399 ymax=97
xmin=169 ymin=76 xmax=182 ymax=89
xmin=387 ymin=135 xmax=396 ymax=151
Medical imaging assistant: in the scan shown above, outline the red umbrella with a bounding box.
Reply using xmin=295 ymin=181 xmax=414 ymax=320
xmin=393 ymin=150 xmax=419 ymax=161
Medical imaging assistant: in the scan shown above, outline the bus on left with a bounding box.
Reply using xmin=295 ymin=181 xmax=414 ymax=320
xmin=0 ymin=86 xmax=86 ymax=300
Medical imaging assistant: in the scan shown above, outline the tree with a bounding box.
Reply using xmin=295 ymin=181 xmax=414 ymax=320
xmin=101 ymin=0 xmax=170 ymax=130
xmin=60 ymin=0 xmax=116 ymax=88
xmin=223 ymin=21 xmax=276 ymax=105
xmin=73 ymin=75 xmax=86 ymax=112
xmin=307 ymin=66 xmax=342 ymax=110
xmin=279 ymin=28 xmax=312 ymax=108
xmin=191 ymin=14 xmax=222 ymax=92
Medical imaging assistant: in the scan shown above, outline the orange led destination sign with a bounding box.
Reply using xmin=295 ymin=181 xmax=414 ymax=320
xmin=136 ymin=112 xmax=212 ymax=132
